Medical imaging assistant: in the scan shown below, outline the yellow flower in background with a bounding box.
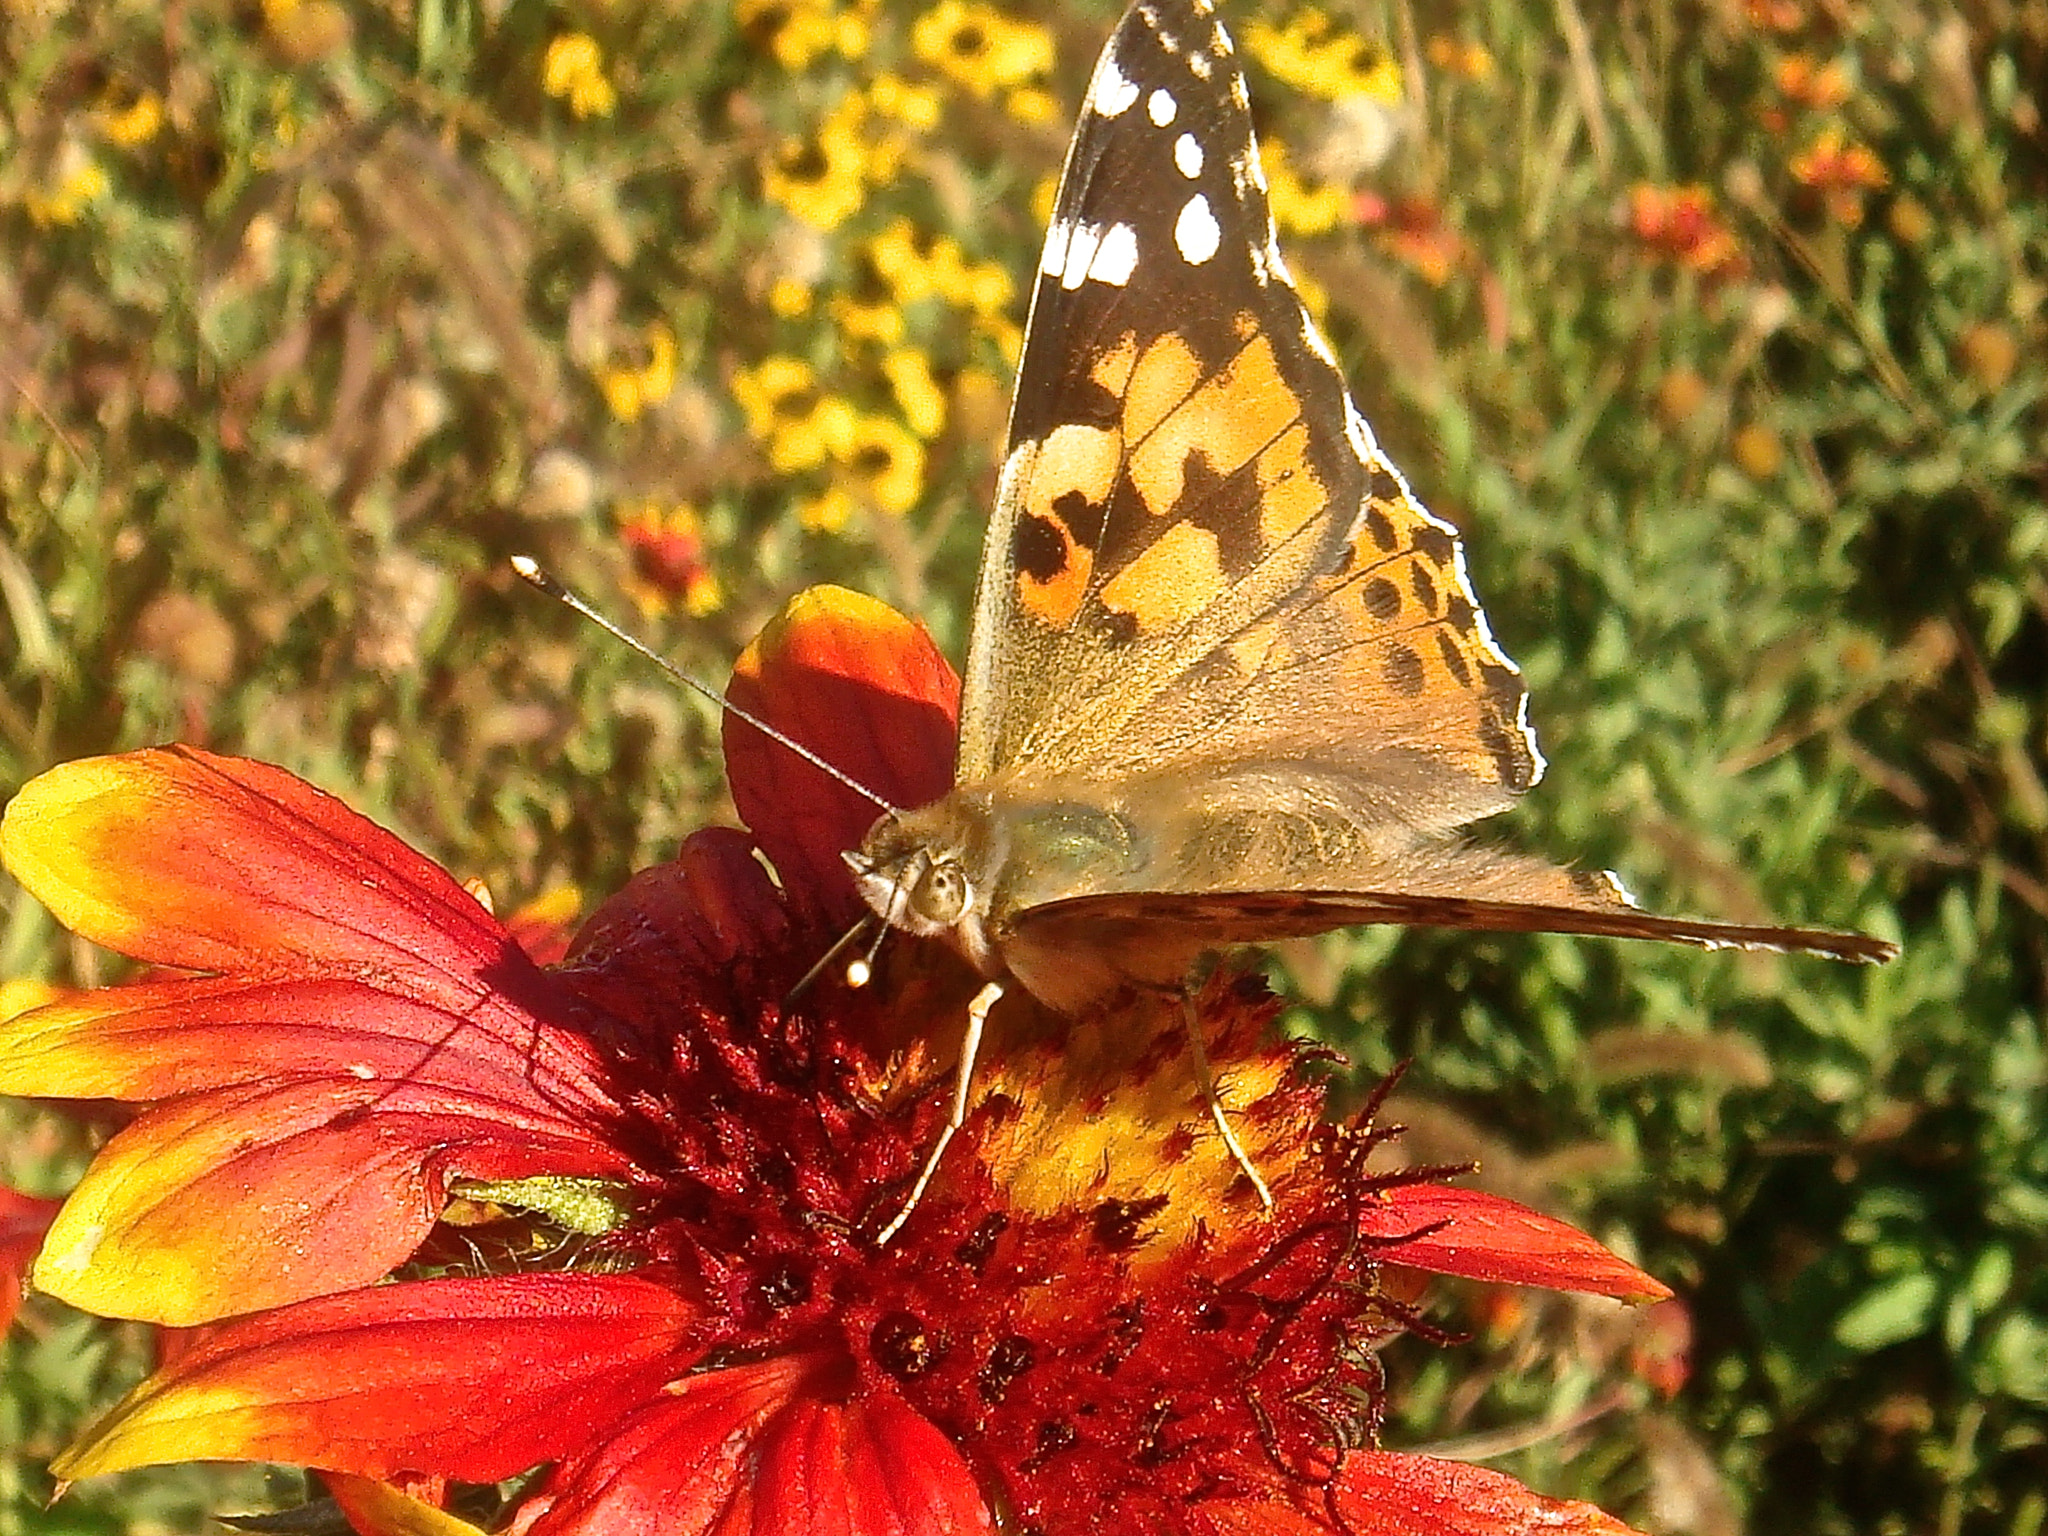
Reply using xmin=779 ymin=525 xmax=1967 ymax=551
xmin=800 ymin=487 xmax=858 ymax=532
xmin=867 ymin=218 xmax=944 ymax=304
xmin=839 ymin=412 xmax=926 ymax=515
xmin=1004 ymin=86 xmax=1059 ymax=125
xmin=912 ymin=0 xmax=1053 ymax=98
xmin=97 ymin=89 xmax=163 ymax=148
xmin=732 ymin=355 xmax=817 ymax=440
xmin=1261 ymin=141 xmax=1347 ymax=236
xmin=831 ymin=289 xmax=907 ymax=345
xmin=738 ymin=0 xmax=873 ymax=69
xmin=543 ymin=33 xmax=617 ymax=119
xmin=597 ymin=323 xmax=677 ymax=424
xmin=867 ymin=72 xmax=942 ymax=130
xmin=769 ymin=277 xmax=813 ymax=317
xmin=762 ymin=95 xmax=874 ymax=229
xmin=1245 ymin=9 xmax=1402 ymax=104
xmin=883 ymin=348 xmax=947 ymax=439
xmin=25 ymin=147 xmax=108 ymax=227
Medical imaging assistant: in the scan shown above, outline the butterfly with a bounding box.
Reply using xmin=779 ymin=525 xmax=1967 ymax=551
xmin=840 ymin=0 xmax=1896 ymax=1236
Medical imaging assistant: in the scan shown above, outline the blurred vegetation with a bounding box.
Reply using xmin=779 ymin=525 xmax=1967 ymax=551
xmin=1 ymin=0 xmax=2043 ymax=1532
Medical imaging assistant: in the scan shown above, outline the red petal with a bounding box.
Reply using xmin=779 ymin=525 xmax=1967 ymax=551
xmin=53 ymin=1274 xmax=705 ymax=1484
xmin=1331 ymin=1452 xmax=1648 ymax=1535
xmin=2 ymin=748 xmax=519 ymax=985
xmin=568 ymin=828 xmax=791 ymax=987
xmin=1364 ymin=1185 xmax=1672 ymax=1303
xmin=35 ymin=1077 xmax=632 ymax=1325
xmin=724 ymin=587 xmax=957 ymax=919
xmin=1 ymin=1184 xmax=61 ymax=1334
xmin=535 ymin=1357 xmax=993 ymax=1536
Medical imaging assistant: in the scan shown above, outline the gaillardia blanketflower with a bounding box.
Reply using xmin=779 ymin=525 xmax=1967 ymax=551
xmin=2 ymin=589 xmax=1665 ymax=1536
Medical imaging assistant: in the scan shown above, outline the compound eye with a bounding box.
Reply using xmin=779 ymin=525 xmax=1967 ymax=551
xmin=911 ymin=860 xmax=969 ymax=926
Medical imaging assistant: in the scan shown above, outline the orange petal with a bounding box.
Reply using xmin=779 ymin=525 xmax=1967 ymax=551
xmin=725 ymin=587 xmax=957 ymax=917
xmin=53 ymin=1274 xmax=704 ymax=1483
xmin=536 ymin=1356 xmax=993 ymax=1536
xmin=35 ymin=1078 xmax=629 ymax=1326
xmin=1364 ymin=1185 xmax=1672 ymax=1303
xmin=1 ymin=747 xmax=519 ymax=985
xmin=1330 ymin=1451 xmax=1649 ymax=1535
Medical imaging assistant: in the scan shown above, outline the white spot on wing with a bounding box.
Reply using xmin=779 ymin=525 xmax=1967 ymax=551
xmin=1174 ymin=133 xmax=1203 ymax=178
xmin=1086 ymin=222 xmax=1139 ymax=286
xmin=1061 ymin=222 xmax=1104 ymax=289
xmin=1040 ymin=219 xmax=1074 ymax=280
xmin=1189 ymin=49 xmax=1214 ymax=79
xmin=1148 ymin=88 xmax=1177 ymax=126
xmin=1090 ymin=46 xmax=1140 ymax=118
xmin=1174 ymin=194 xmax=1220 ymax=264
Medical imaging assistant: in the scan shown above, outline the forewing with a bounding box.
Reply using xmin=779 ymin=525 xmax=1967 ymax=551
xmin=1013 ymin=876 xmax=1900 ymax=966
xmin=957 ymin=0 xmax=1539 ymax=834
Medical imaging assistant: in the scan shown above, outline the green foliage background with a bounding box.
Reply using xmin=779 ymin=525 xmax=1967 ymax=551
xmin=2 ymin=0 xmax=2043 ymax=1531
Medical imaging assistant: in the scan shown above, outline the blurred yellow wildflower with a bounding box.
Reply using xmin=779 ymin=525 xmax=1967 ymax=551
xmin=1031 ymin=171 xmax=1059 ymax=229
xmin=97 ymin=89 xmax=163 ymax=147
xmin=739 ymin=0 xmax=873 ymax=69
xmin=883 ymin=348 xmax=947 ymax=439
xmin=832 ymin=289 xmax=908 ymax=346
xmin=597 ymin=323 xmax=678 ymax=424
xmin=618 ymin=503 xmax=724 ymax=618
xmin=912 ymin=0 xmax=1053 ymax=98
xmin=838 ymin=413 xmax=926 ymax=514
xmin=732 ymin=355 xmax=818 ymax=440
xmin=800 ymin=487 xmax=858 ymax=532
xmin=544 ymin=33 xmax=617 ymax=119
xmin=769 ymin=277 xmax=813 ymax=317
xmin=763 ymin=95 xmax=875 ymax=229
xmin=1245 ymin=9 xmax=1402 ymax=104
xmin=867 ymin=72 xmax=942 ymax=130
xmin=25 ymin=148 xmax=108 ymax=227
xmin=1261 ymin=142 xmax=1347 ymax=236
xmin=1004 ymin=86 xmax=1060 ymax=125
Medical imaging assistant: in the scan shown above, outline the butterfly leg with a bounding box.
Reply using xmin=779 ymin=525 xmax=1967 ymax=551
xmin=876 ymin=979 xmax=1005 ymax=1246
xmin=1182 ymin=992 xmax=1274 ymax=1212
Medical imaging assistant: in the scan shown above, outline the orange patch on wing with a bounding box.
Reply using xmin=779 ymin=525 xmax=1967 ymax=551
xmin=1127 ymin=327 xmax=1303 ymax=524
xmin=1121 ymin=333 xmax=1203 ymax=449
xmin=1018 ymin=517 xmax=1093 ymax=627
xmin=1088 ymin=330 xmax=1143 ymax=399
xmin=1099 ymin=520 xmax=1225 ymax=632
xmin=1254 ymin=420 xmax=1326 ymax=545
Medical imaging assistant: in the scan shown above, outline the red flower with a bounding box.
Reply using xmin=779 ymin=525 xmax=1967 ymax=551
xmin=1627 ymin=184 xmax=1747 ymax=281
xmin=1 ymin=588 xmax=1665 ymax=1535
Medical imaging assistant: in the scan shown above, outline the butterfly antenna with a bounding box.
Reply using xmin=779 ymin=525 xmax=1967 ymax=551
xmin=787 ymin=915 xmax=875 ymax=1004
xmin=846 ymin=917 xmax=892 ymax=988
xmin=511 ymin=556 xmax=900 ymax=815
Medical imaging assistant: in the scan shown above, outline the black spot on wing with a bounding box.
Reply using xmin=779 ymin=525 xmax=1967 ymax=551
xmin=1385 ymin=644 xmax=1424 ymax=696
xmin=1361 ymin=577 xmax=1401 ymax=621
xmin=1016 ymin=513 xmax=1066 ymax=581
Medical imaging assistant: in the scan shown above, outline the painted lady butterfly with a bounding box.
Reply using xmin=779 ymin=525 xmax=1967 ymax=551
xmin=835 ymin=0 xmax=1895 ymax=1235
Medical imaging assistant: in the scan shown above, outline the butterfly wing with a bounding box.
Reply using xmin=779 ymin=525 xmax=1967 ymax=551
xmin=958 ymin=0 xmax=1536 ymax=838
xmin=1009 ymin=871 xmax=1901 ymax=972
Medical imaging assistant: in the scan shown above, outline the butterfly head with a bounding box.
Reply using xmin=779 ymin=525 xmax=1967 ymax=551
xmin=844 ymin=794 xmax=1004 ymax=976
